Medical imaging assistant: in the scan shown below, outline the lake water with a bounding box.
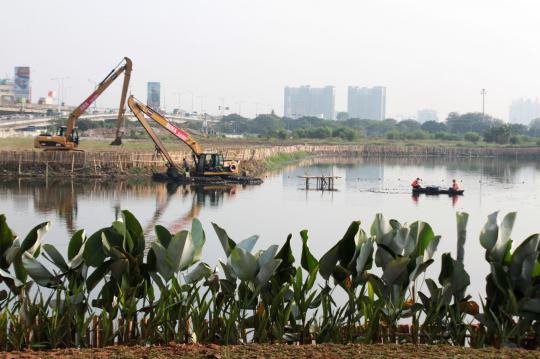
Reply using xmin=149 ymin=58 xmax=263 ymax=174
xmin=1 ymin=156 xmax=540 ymax=297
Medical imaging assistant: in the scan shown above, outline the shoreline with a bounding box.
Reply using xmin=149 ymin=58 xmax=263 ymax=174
xmin=1 ymin=143 xmax=540 ymax=179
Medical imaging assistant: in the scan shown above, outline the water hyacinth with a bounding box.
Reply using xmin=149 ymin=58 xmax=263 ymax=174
xmin=0 ymin=211 xmax=538 ymax=351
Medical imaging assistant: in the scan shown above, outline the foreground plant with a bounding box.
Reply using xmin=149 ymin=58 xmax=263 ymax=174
xmin=0 ymin=210 xmax=537 ymax=351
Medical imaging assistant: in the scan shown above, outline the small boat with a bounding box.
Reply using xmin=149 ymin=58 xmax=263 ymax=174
xmin=412 ymin=186 xmax=464 ymax=195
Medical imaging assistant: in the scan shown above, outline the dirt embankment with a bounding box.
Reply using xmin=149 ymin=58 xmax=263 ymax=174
xmin=5 ymin=343 xmax=540 ymax=358
xmin=1 ymin=144 xmax=540 ymax=179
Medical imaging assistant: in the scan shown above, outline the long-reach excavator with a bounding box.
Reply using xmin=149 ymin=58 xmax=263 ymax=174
xmin=34 ymin=57 xmax=132 ymax=150
xmin=127 ymin=95 xmax=240 ymax=177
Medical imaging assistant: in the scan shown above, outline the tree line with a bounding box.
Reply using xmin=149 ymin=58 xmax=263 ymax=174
xmin=213 ymin=112 xmax=540 ymax=144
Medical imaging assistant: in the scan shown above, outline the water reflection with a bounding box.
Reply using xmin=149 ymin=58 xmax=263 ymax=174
xmin=0 ymin=177 xmax=240 ymax=238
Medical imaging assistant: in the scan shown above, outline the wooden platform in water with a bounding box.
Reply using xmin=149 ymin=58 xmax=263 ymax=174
xmin=299 ymin=175 xmax=341 ymax=191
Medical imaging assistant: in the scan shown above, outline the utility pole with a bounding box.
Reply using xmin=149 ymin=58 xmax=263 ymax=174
xmin=51 ymin=76 xmax=69 ymax=115
xmin=480 ymin=88 xmax=487 ymax=123
xmin=235 ymin=101 xmax=243 ymax=116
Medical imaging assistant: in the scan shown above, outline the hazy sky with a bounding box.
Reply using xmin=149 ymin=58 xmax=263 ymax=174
xmin=2 ymin=0 xmax=540 ymax=120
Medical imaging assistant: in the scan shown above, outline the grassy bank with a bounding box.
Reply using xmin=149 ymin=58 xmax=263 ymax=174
xmin=11 ymin=343 xmax=540 ymax=358
xmin=2 ymin=136 xmax=539 ymax=153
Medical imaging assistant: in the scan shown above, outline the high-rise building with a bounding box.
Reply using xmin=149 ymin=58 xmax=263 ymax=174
xmin=147 ymin=82 xmax=161 ymax=110
xmin=347 ymin=86 xmax=386 ymax=120
xmin=14 ymin=66 xmax=31 ymax=103
xmin=0 ymin=79 xmax=15 ymax=105
xmin=509 ymin=98 xmax=540 ymax=125
xmin=417 ymin=109 xmax=438 ymax=123
xmin=284 ymin=86 xmax=335 ymax=120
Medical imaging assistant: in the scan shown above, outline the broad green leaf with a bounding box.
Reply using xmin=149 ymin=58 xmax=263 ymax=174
xmin=150 ymin=241 xmax=173 ymax=280
xmin=423 ymin=235 xmax=440 ymax=262
xmin=22 ymin=252 xmax=59 ymax=287
xmin=509 ymin=234 xmax=539 ymax=293
xmin=491 ymin=212 xmax=516 ymax=263
xmin=274 ymin=234 xmax=295 ymax=285
xmin=533 ymin=260 xmax=540 ymax=278
xmin=381 ymin=257 xmax=410 ymax=285
xmin=319 ymin=243 xmax=339 ymax=281
xmin=456 ymin=212 xmax=469 ymax=263
xmin=110 ymin=258 xmax=129 ymax=280
xmin=191 ymin=218 xmax=206 ymax=262
xmin=319 ymin=221 xmax=359 ymax=280
xmin=86 ymin=259 xmax=112 ymax=291
xmin=409 ymin=258 xmax=434 ymax=282
xmin=338 ymin=221 xmax=360 ymax=267
xmin=20 ymin=221 xmax=49 ymax=257
xmin=185 ymin=262 xmax=213 ymax=283
xmin=229 ymin=247 xmax=258 ymax=281
xmin=236 ymin=235 xmax=259 ymax=253
xmin=83 ymin=229 xmax=107 ymax=267
xmin=0 ymin=268 xmax=22 ymax=287
xmin=167 ymin=230 xmax=189 ymax=271
xmin=257 ymin=245 xmax=278 ymax=268
xmin=0 ymin=214 xmax=14 ymax=257
xmin=67 ymin=229 xmax=86 ymax=261
xmin=480 ymin=211 xmax=499 ymax=251
xmin=212 ymin=223 xmax=236 ymax=256
xmin=155 ymin=225 xmax=172 ymax=248
xmin=371 ymin=213 xmax=392 ymax=242
xmin=411 ymin=221 xmax=435 ymax=258
xmin=355 ymin=238 xmax=374 ymax=275
xmin=300 ymin=230 xmax=318 ymax=273
xmin=42 ymin=244 xmax=68 ymax=272
xmin=256 ymin=258 xmax=282 ymax=286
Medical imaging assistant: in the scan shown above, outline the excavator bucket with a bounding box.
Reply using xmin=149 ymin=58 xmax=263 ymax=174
xmin=110 ymin=137 xmax=122 ymax=145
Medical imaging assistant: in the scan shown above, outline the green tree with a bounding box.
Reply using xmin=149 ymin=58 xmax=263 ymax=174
xmin=483 ymin=124 xmax=511 ymax=144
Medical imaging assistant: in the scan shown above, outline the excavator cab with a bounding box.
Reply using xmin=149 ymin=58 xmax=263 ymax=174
xmin=56 ymin=126 xmax=79 ymax=144
xmin=193 ymin=153 xmax=238 ymax=176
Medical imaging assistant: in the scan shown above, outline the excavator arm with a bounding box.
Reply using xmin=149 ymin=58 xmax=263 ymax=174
xmin=127 ymin=96 xmax=240 ymax=177
xmin=127 ymin=96 xmax=178 ymax=169
xmin=126 ymin=96 xmax=203 ymax=155
xmin=65 ymin=57 xmax=132 ymax=146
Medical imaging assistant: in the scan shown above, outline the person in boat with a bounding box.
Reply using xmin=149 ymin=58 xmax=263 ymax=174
xmin=451 ymin=179 xmax=460 ymax=191
xmin=411 ymin=177 xmax=422 ymax=189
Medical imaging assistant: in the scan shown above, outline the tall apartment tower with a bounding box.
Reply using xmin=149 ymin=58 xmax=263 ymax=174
xmin=347 ymin=86 xmax=386 ymax=120
xmin=284 ymin=86 xmax=335 ymax=120
xmin=147 ymin=82 xmax=161 ymax=110
xmin=417 ymin=109 xmax=438 ymax=123
xmin=509 ymin=98 xmax=540 ymax=125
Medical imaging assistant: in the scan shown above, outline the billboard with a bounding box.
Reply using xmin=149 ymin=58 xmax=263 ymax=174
xmin=14 ymin=66 xmax=30 ymax=103
xmin=147 ymin=82 xmax=161 ymax=110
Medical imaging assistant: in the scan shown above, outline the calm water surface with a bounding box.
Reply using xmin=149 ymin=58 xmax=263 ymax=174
xmin=2 ymin=156 xmax=540 ymax=296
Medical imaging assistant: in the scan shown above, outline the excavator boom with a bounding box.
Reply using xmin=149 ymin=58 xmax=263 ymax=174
xmin=127 ymin=96 xmax=177 ymax=169
xmin=127 ymin=96 xmax=240 ymax=177
xmin=127 ymin=96 xmax=203 ymax=155
xmin=34 ymin=57 xmax=132 ymax=150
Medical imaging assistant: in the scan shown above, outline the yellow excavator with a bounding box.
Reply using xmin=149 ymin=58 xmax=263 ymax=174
xmin=34 ymin=57 xmax=132 ymax=150
xmin=127 ymin=95 xmax=240 ymax=177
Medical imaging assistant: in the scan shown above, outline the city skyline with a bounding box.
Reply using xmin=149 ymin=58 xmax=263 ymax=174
xmin=2 ymin=1 xmax=540 ymax=119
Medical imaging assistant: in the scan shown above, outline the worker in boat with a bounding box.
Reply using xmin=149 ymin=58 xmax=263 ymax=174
xmin=411 ymin=177 xmax=422 ymax=189
xmin=451 ymin=179 xmax=460 ymax=191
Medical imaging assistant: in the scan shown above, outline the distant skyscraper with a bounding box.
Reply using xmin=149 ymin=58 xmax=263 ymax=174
xmin=284 ymin=86 xmax=335 ymax=120
xmin=347 ymin=86 xmax=386 ymax=120
xmin=509 ymin=98 xmax=540 ymax=125
xmin=14 ymin=66 xmax=31 ymax=103
xmin=147 ymin=82 xmax=161 ymax=110
xmin=416 ymin=109 xmax=438 ymax=123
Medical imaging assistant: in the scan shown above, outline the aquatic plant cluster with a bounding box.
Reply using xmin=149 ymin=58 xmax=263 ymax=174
xmin=0 ymin=210 xmax=538 ymax=351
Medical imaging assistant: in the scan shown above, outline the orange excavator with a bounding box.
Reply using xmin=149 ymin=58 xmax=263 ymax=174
xmin=127 ymin=95 xmax=240 ymax=177
xmin=34 ymin=57 xmax=132 ymax=150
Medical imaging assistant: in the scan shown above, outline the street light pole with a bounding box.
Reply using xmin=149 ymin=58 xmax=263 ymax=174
xmin=51 ymin=76 xmax=69 ymax=115
xmin=480 ymin=88 xmax=487 ymax=123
